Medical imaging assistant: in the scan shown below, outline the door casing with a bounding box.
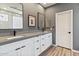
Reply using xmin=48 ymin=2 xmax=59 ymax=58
xmin=55 ymin=10 xmax=73 ymax=50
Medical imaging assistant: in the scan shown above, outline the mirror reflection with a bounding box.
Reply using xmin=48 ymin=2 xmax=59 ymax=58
xmin=0 ymin=3 xmax=23 ymax=29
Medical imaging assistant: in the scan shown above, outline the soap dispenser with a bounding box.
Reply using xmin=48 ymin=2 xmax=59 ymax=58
xmin=13 ymin=30 xmax=16 ymax=36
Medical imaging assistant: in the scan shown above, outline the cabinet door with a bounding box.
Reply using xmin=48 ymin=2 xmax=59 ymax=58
xmin=20 ymin=42 xmax=34 ymax=56
xmin=40 ymin=42 xmax=46 ymax=53
xmin=5 ymin=51 xmax=18 ymax=56
xmin=46 ymin=33 xmax=52 ymax=48
xmin=0 ymin=41 xmax=20 ymax=56
xmin=34 ymin=46 xmax=40 ymax=56
xmin=40 ymin=36 xmax=46 ymax=53
xmin=40 ymin=33 xmax=52 ymax=53
xmin=24 ymin=38 xmax=35 ymax=56
xmin=17 ymin=38 xmax=34 ymax=56
xmin=16 ymin=45 xmax=29 ymax=56
xmin=28 ymin=40 xmax=35 ymax=56
xmin=34 ymin=36 xmax=41 ymax=56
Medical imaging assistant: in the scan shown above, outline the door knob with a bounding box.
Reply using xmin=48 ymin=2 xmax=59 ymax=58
xmin=68 ymin=32 xmax=71 ymax=34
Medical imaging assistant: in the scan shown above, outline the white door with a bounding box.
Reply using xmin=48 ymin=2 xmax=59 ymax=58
xmin=56 ymin=10 xmax=73 ymax=49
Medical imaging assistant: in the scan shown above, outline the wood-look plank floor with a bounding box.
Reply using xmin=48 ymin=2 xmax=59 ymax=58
xmin=40 ymin=46 xmax=79 ymax=56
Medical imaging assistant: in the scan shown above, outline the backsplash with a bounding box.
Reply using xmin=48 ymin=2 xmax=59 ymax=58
xmin=0 ymin=30 xmax=11 ymax=36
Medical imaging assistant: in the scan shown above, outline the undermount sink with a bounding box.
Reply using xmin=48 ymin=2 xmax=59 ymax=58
xmin=7 ymin=36 xmax=24 ymax=40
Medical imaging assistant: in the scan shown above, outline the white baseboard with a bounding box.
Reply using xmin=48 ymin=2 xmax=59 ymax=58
xmin=72 ymin=50 xmax=79 ymax=53
xmin=52 ymin=44 xmax=79 ymax=53
xmin=52 ymin=44 xmax=58 ymax=47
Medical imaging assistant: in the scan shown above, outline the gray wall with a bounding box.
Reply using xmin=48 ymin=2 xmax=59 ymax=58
xmin=23 ymin=3 xmax=44 ymax=31
xmin=0 ymin=3 xmax=45 ymax=36
xmin=45 ymin=3 xmax=79 ymax=50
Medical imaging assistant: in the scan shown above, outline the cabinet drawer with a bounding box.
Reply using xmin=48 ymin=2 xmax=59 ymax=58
xmin=34 ymin=46 xmax=40 ymax=56
xmin=34 ymin=40 xmax=40 ymax=48
xmin=44 ymin=33 xmax=52 ymax=38
xmin=40 ymin=35 xmax=46 ymax=38
xmin=34 ymin=37 xmax=40 ymax=45
xmin=19 ymin=38 xmax=33 ymax=46
xmin=0 ymin=41 xmax=20 ymax=54
xmin=46 ymin=33 xmax=52 ymax=36
xmin=41 ymin=37 xmax=45 ymax=41
xmin=0 ymin=38 xmax=31 ymax=54
xmin=40 ymin=33 xmax=52 ymax=39
xmin=40 ymin=43 xmax=46 ymax=53
xmin=34 ymin=36 xmax=40 ymax=42
xmin=35 ymin=39 xmax=40 ymax=43
xmin=33 ymin=36 xmax=41 ymax=56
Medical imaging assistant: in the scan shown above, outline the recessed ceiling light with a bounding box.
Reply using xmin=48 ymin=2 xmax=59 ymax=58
xmin=40 ymin=3 xmax=56 ymax=8
xmin=43 ymin=3 xmax=47 ymax=4
xmin=3 ymin=7 xmax=7 ymax=9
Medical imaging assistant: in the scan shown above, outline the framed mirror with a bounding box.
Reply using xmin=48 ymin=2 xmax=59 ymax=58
xmin=37 ymin=12 xmax=45 ymax=30
xmin=0 ymin=3 xmax=23 ymax=29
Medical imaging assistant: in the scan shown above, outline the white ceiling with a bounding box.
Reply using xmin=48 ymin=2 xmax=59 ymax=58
xmin=0 ymin=3 xmax=22 ymax=14
xmin=0 ymin=3 xmax=22 ymax=10
xmin=40 ymin=3 xmax=56 ymax=8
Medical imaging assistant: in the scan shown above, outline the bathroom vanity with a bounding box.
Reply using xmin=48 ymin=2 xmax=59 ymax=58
xmin=0 ymin=32 xmax=52 ymax=56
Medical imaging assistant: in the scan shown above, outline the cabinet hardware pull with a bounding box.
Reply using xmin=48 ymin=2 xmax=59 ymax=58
xmin=37 ymin=40 xmax=39 ymax=42
xmin=36 ymin=48 xmax=39 ymax=50
xmin=42 ymin=44 xmax=44 ymax=46
xmin=15 ymin=48 xmax=21 ymax=51
xmin=21 ymin=46 xmax=26 ymax=48
xmin=42 ymin=38 xmax=44 ymax=40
